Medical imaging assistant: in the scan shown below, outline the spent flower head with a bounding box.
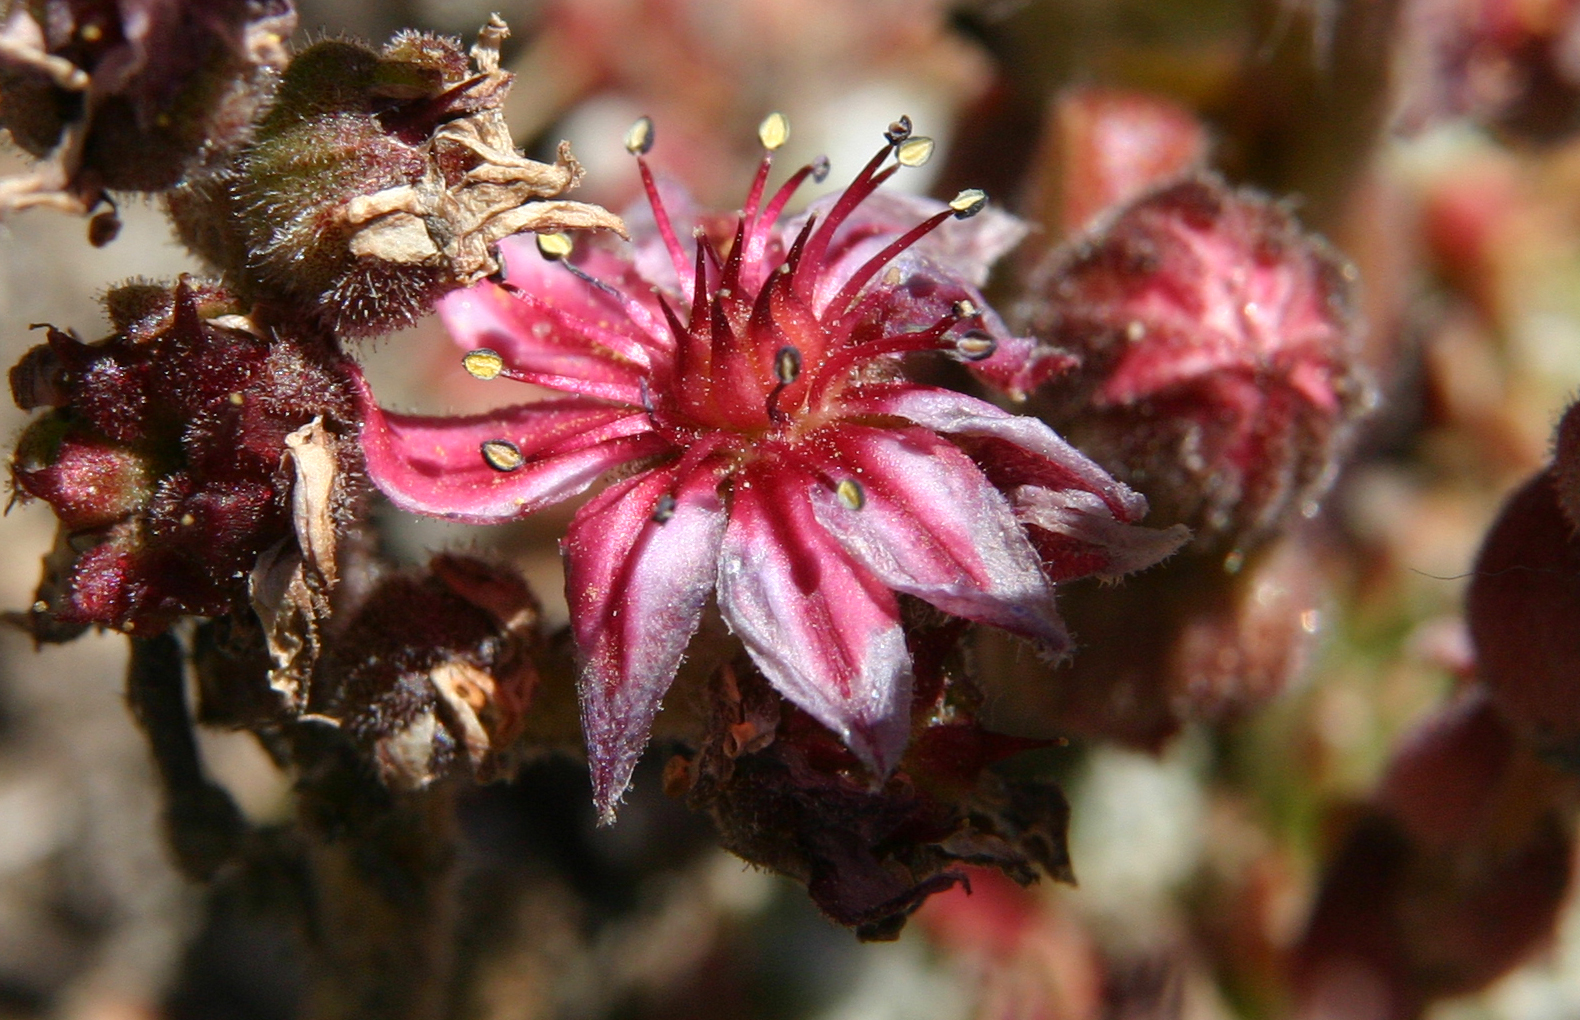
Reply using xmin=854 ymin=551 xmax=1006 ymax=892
xmin=357 ymin=114 xmax=1185 ymax=820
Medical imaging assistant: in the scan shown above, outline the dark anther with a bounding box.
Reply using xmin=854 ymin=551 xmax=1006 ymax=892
xmin=653 ymin=493 xmax=677 ymax=524
xmin=884 ymin=116 xmax=913 ymax=146
xmin=481 ymin=439 xmax=525 ymax=472
xmin=774 ymin=345 xmax=803 ymax=385
xmin=810 ymin=155 xmax=831 ymax=183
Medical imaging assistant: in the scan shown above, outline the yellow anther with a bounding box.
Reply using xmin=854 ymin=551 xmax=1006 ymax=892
xmin=624 ymin=116 xmax=655 ymax=155
xmin=896 ymin=136 xmax=935 ymax=168
xmin=948 ymin=189 xmax=988 ymax=218
xmin=463 ymin=348 xmax=505 ymax=380
xmin=758 ymin=112 xmax=791 ymax=151
xmin=836 ymin=479 xmax=865 ymax=511
xmin=537 ymin=232 xmax=574 ymax=260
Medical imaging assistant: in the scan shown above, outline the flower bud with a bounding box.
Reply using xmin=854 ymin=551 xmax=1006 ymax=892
xmin=1466 ymin=469 xmax=1580 ymax=765
xmin=1027 ymin=175 xmax=1370 ymax=554
xmin=1293 ymin=692 xmax=1573 ymax=1019
xmin=0 ymin=0 xmax=294 ymax=217
xmin=167 ymin=17 xmax=625 ymax=337
xmin=8 ymin=277 xmax=363 ymax=636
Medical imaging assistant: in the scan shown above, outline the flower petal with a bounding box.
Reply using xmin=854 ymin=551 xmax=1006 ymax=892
xmin=566 ymin=459 xmax=727 ymax=823
xmin=716 ymin=465 xmax=912 ymax=778
xmin=1011 ymin=486 xmax=1190 ymax=582
xmin=354 ymin=370 xmax=667 ymax=523
xmin=808 ymin=425 xmax=1066 ymax=650
xmin=848 ymin=385 xmax=1150 ymax=521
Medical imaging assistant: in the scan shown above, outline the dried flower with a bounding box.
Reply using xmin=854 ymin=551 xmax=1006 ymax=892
xmin=0 ymin=0 xmax=294 ymax=221
xmin=358 ymin=114 xmax=1185 ymax=820
xmin=1025 ymin=174 xmax=1370 ymax=554
xmin=326 ymin=554 xmax=541 ymax=791
xmin=8 ymin=277 xmax=362 ymax=636
xmin=166 ymin=16 xmax=626 ymax=337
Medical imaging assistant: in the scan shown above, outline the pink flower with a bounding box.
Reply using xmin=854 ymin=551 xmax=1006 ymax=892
xmin=356 ymin=115 xmax=1184 ymax=820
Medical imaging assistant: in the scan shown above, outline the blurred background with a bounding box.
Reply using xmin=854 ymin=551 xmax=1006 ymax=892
xmin=6 ymin=0 xmax=1580 ymax=1017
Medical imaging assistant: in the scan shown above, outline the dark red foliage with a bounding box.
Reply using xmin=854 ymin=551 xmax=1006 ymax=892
xmin=1292 ymin=693 xmax=1575 ymax=1020
xmin=670 ymin=643 xmax=1071 ymax=941
xmin=8 ymin=278 xmax=360 ymax=636
xmin=1466 ymin=469 xmax=1580 ymax=764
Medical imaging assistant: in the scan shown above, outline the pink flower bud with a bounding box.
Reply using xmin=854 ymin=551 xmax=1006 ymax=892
xmin=1028 ymin=174 xmax=1370 ymax=553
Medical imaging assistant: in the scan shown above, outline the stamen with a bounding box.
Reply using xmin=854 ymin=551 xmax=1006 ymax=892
xmin=743 ymin=156 xmax=830 ymax=270
xmin=796 ymin=139 xmax=902 ymax=288
xmin=954 ymin=330 xmax=997 ymax=361
xmin=462 ymin=349 xmax=504 ymax=380
xmin=825 ymin=206 xmax=955 ymax=320
xmin=836 ymin=479 xmax=865 ymax=510
xmin=624 ymin=116 xmax=655 ymax=155
xmin=952 ymin=298 xmax=978 ymax=318
xmin=481 ymin=439 xmax=524 ymax=472
xmin=652 ymin=493 xmax=677 ymax=524
xmin=884 ymin=116 xmax=913 ymax=145
xmin=757 ymin=112 xmax=791 ymax=151
xmin=774 ymin=345 xmax=802 ymax=384
xmin=948 ymin=189 xmax=988 ymax=218
xmin=627 ymin=116 xmax=691 ymax=287
xmin=895 ymin=136 xmax=934 ymax=167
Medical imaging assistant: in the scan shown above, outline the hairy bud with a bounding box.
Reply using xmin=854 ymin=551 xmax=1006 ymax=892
xmin=1027 ymin=175 xmax=1370 ymax=554
xmin=167 ymin=16 xmax=625 ymax=337
xmin=8 ymin=277 xmax=363 ymax=637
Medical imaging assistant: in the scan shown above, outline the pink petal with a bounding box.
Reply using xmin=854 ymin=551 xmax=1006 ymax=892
xmin=566 ymin=460 xmax=727 ymax=823
xmin=1010 ymin=486 xmax=1189 ymax=582
xmin=807 ymin=425 xmax=1067 ymax=650
xmin=848 ymin=385 xmax=1150 ymax=521
xmin=354 ymin=371 xmax=667 ymax=524
xmin=716 ymin=464 xmax=912 ymax=778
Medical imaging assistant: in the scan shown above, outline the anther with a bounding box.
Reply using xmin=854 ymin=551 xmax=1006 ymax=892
xmin=884 ymin=116 xmax=913 ymax=146
xmin=481 ymin=439 xmax=525 ymax=472
xmin=537 ymin=232 xmax=574 ymax=261
xmin=949 ymin=189 xmax=988 ymax=219
xmin=895 ymin=136 xmax=934 ymax=168
xmin=486 ymin=242 xmax=508 ymax=283
xmin=463 ymin=348 xmax=505 ymax=380
xmin=955 ymin=330 xmax=997 ymax=361
xmin=952 ymin=298 xmax=978 ymax=318
xmin=652 ymin=493 xmax=677 ymax=524
xmin=810 ymin=155 xmax=831 ymax=183
xmin=624 ymin=115 xmax=655 ymax=155
xmin=758 ymin=112 xmax=791 ymax=151
xmin=836 ymin=478 xmax=865 ymax=510
xmin=774 ymin=345 xmax=802 ymax=385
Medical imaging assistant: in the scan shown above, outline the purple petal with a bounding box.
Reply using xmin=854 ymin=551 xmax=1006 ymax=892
xmin=566 ymin=460 xmax=727 ymax=823
xmin=1012 ymin=486 xmax=1189 ymax=582
xmin=808 ymin=425 xmax=1067 ymax=650
xmin=716 ymin=464 xmax=912 ymax=778
xmin=354 ymin=371 xmax=668 ymax=524
xmin=848 ymin=385 xmax=1150 ymax=521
